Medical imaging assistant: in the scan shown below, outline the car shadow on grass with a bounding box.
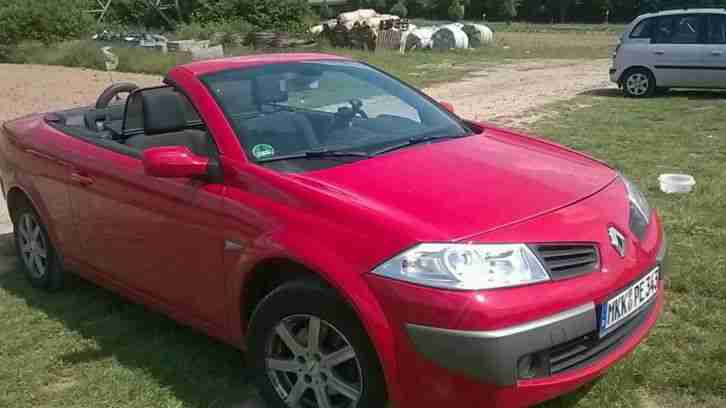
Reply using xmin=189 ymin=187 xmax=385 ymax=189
xmin=581 ymin=87 xmax=726 ymax=100
xmin=0 ymin=232 xmax=594 ymax=408
xmin=0 ymin=234 xmax=266 ymax=408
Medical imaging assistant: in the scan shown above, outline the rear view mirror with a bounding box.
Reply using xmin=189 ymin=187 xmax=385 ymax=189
xmin=142 ymin=146 xmax=210 ymax=178
xmin=439 ymin=101 xmax=455 ymax=114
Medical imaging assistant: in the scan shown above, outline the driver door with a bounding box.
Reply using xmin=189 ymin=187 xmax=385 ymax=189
xmin=68 ymin=88 xmax=228 ymax=326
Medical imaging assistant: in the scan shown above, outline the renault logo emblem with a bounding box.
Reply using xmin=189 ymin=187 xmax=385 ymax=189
xmin=608 ymin=226 xmax=627 ymax=257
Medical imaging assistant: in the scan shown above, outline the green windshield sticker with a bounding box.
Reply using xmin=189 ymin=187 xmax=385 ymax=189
xmin=252 ymin=144 xmax=275 ymax=159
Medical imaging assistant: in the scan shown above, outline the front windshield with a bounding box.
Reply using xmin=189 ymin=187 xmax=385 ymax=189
xmin=201 ymin=60 xmax=469 ymax=169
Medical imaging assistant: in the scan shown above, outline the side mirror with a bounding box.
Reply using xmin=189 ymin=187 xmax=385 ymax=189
xmin=142 ymin=146 xmax=210 ymax=178
xmin=439 ymin=101 xmax=455 ymax=114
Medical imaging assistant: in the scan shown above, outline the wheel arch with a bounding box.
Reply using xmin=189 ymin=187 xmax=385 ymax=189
xmin=5 ymin=183 xmax=62 ymax=257
xmin=618 ymin=65 xmax=656 ymax=85
xmin=6 ymin=186 xmax=32 ymax=222
xmin=233 ymin=236 xmax=404 ymax=405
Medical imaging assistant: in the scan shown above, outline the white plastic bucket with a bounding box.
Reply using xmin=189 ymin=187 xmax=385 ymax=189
xmin=658 ymin=173 xmax=695 ymax=193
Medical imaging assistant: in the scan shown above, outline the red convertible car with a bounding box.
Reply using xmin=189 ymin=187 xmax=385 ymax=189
xmin=0 ymin=54 xmax=666 ymax=408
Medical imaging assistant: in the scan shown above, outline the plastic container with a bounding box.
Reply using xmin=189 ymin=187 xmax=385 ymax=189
xmin=658 ymin=173 xmax=696 ymax=193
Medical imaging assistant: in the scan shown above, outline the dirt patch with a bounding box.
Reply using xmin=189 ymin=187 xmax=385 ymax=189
xmin=0 ymin=64 xmax=161 ymax=123
xmin=424 ymin=59 xmax=615 ymax=129
xmin=0 ymin=60 xmax=614 ymax=128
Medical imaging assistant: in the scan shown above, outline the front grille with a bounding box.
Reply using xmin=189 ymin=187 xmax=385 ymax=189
xmin=531 ymin=244 xmax=599 ymax=280
xmin=548 ymin=299 xmax=655 ymax=375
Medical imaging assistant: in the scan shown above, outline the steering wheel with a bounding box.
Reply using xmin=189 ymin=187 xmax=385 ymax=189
xmin=326 ymin=99 xmax=369 ymax=137
xmin=349 ymin=98 xmax=368 ymax=119
xmin=95 ymin=82 xmax=139 ymax=109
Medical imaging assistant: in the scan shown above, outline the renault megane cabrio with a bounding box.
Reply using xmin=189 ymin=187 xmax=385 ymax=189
xmin=0 ymin=54 xmax=666 ymax=407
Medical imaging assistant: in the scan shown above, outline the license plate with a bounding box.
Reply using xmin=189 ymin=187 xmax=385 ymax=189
xmin=599 ymin=268 xmax=659 ymax=336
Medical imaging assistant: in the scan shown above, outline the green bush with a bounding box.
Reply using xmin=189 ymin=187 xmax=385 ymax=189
xmin=448 ymin=0 xmax=466 ymax=21
xmin=391 ymin=1 xmax=409 ymax=17
xmin=0 ymin=0 xmax=93 ymax=46
xmin=5 ymin=41 xmax=104 ymax=69
xmin=6 ymin=40 xmax=190 ymax=76
xmin=191 ymin=0 xmax=312 ymax=33
xmin=175 ymin=19 xmax=256 ymax=45
xmin=320 ymin=0 xmax=334 ymax=19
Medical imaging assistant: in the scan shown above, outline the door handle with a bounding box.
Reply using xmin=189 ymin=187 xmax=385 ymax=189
xmin=71 ymin=172 xmax=94 ymax=186
xmin=711 ymin=50 xmax=724 ymax=56
xmin=653 ymin=50 xmax=665 ymax=55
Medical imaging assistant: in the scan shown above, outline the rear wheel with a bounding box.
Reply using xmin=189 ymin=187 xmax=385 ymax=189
xmin=12 ymin=203 xmax=64 ymax=290
xmin=249 ymin=280 xmax=386 ymax=408
xmin=622 ymin=68 xmax=656 ymax=98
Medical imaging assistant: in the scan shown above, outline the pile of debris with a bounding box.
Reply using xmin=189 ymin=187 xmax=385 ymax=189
xmin=311 ymin=9 xmax=412 ymax=51
xmin=310 ymin=11 xmax=494 ymax=52
xmin=93 ymin=30 xmax=225 ymax=61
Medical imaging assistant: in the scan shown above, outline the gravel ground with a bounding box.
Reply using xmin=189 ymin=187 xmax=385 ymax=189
xmin=425 ymin=59 xmax=615 ymax=127
xmin=0 ymin=64 xmax=161 ymax=123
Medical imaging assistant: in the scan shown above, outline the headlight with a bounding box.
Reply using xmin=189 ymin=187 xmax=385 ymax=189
xmin=620 ymin=173 xmax=652 ymax=239
xmin=371 ymin=243 xmax=550 ymax=290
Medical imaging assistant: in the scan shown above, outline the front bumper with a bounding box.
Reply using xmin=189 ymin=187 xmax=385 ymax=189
xmin=402 ymin=281 xmax=664 ymax=407
xmin=406 ymin=302 xmax=596 ymax=386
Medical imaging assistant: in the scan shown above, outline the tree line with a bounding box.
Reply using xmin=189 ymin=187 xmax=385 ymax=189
xmin=4 ymin=0 xmax=726 ymax=47
xmin=342 ymin=0 xmax=726 ymax=23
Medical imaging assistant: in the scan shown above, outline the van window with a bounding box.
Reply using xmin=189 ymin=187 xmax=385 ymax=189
xmin=708 ymin=14 xmax=726 ymax=44
xmin=655 ymin=15 xmax=703 ymax=44
xmin=630 ymin=18 xmax=654 ymax=38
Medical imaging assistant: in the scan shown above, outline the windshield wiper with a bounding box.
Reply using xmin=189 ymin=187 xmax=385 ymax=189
xmin=256 ymin=149 xmax=373 ymax=163
xmin=373 ymin=133 xmax=469 ymax=156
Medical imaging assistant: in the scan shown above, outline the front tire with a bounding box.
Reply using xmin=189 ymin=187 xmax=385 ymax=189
xmin=248 ymin=280 xmax=387 ymax=408
xmin=622 ymin=68 xmax=656 ymax=98
xmin=12 ymin=203 xmax=64 ymax=290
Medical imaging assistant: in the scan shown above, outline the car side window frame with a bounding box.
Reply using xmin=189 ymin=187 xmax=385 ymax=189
xmin=630 ymin=17 xmax=654 ymax=39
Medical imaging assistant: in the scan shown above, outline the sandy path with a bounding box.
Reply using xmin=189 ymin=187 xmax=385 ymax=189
xmin=0 ymin=60 xmax=614 ymax=125
xmin=424 ymin=59 xmax=614 ymax=127
xmin=0 ymin=64 xmax=161 ymax=123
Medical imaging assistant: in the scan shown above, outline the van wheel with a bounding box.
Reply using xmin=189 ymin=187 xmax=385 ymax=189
xmin=248 ymin=280 xmax=387 ymax=408
xmin=12 ymin=203 xmax=64 ymax=290
xmin=622 ymin=68 xmax=655 ymax=98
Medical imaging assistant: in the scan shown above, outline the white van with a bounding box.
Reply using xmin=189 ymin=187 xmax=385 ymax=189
xmin=611 ymin=8 xmax=726 ymax=97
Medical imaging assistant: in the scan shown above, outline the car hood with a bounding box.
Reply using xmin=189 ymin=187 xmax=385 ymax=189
xmin=293 ymin=128 xmax=618 ymax=241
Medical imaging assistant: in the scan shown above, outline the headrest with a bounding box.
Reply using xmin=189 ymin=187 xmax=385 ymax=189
xmin=142 ymin=89 xmax=187 ymax=134
xmin=253 ymin=75 xmax=288 ymax=105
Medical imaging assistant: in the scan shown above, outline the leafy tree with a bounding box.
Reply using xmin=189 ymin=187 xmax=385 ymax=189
xmin=391 ymin=1 xmax=409 ymax=17
xmin=320 ymin=0 xmax=334 ymax=19
xmin=372 ymin=0 xmax=389 ymax=12
xmin=503 ymin=0 xmax=519 ymax=23
xmin=448 ymin=0 xmax=466 ymax=20
xmin=0 ymin=0 xmax=93 ymax=46
xmin=547 ymin=0 xmax=574 ymax=22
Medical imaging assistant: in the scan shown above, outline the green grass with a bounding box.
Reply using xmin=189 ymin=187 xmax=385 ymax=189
xmin=2 ymin=28 xmax=617 ymax=87
xmin=531 ymin=89 xmax=726 ymax=408
xmin=1 ymin=90 xmax=725 ymax=408
xmin=0 ymin=241 xmax=256 ymax=408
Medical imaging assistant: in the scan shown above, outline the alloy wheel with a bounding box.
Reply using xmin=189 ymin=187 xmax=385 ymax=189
xmin=625 ymin=73 xmax=650 ymax=96
xmin=266 ymin=314 xmax=363 ymax=408
xmin=17 ymin=213 xmax=48 ymax=279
